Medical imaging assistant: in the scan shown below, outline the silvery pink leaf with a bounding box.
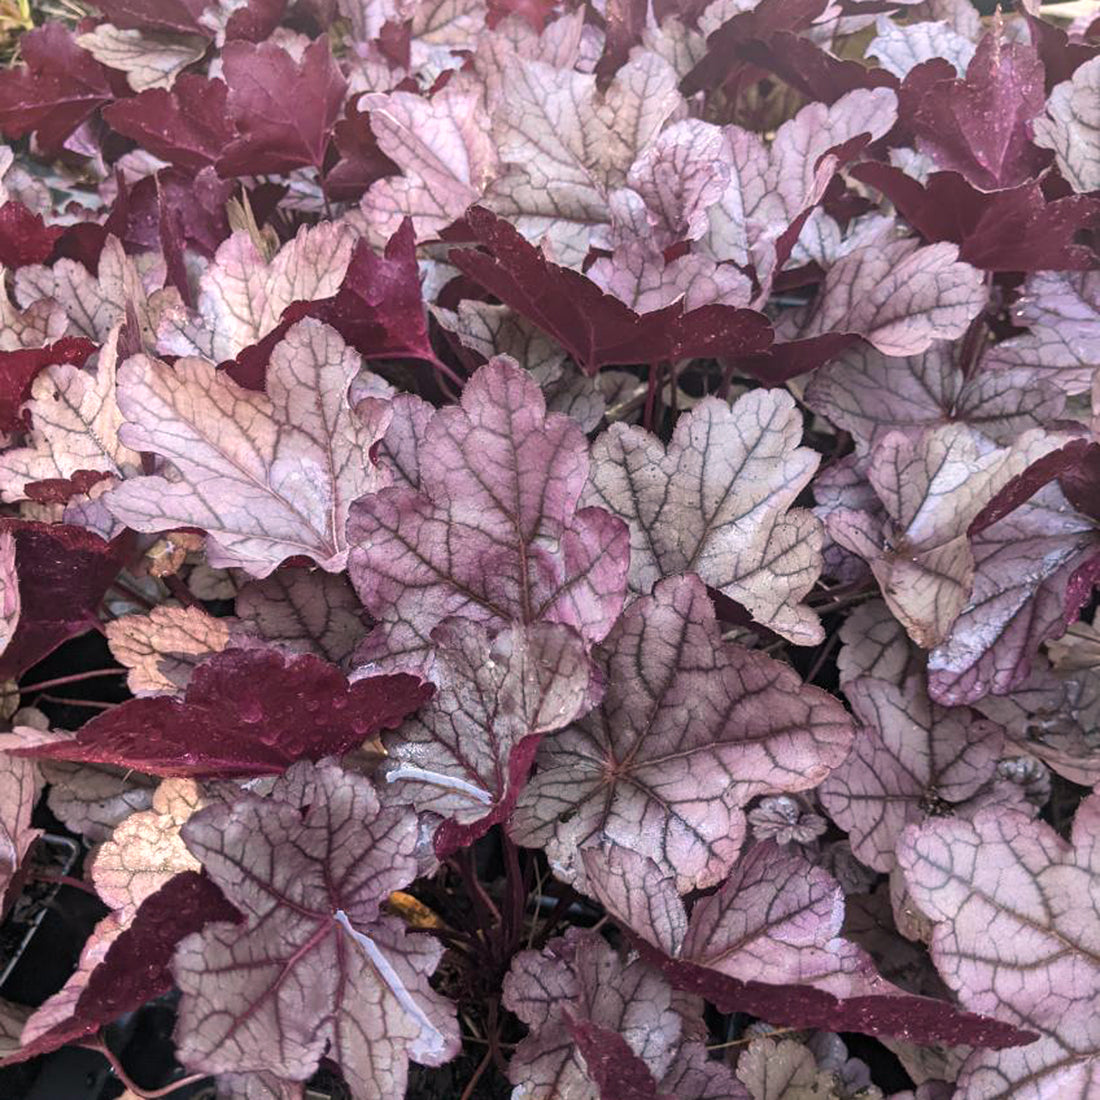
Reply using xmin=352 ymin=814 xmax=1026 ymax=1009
xmin=0 ymin=530 xmax=17 ymax=657
xmin=347 ymin=358 xmax=629 ymax=671
xmin=789 ymin=236 xmax=986 ymax=358
xmin=835 ymin=600 xmax=921 ymax=689
xmin=431 ymin=300 xmax=567 ymax=385
xmin=830 ymin=425 xmax=1066 ymax=648
xmin=510 ymin=575 xmax=852 ymax=893
xmin=487 ymin=50 xmax=682 ymax=265
xmin=803 ymin=341 xmax=1065 ymax=456
xmin=993 ymin=756 xmax=1051 ymax=810
xmin=588 ymin=241 xmax=752 ymax=313
xmin=911 ymin=31 xmax=1047 ymax=190
xmin=1033 ymin=56 xmax=1100 ymax=192
xmin=736 ymin=1036 xmax=836 ymax=1100
xmin=409 ymin=0 xmax=487 ymax=75
xmin=106 ymin=605 xmax=232 ymax=696
xmin=984 ymin=270 xmax=1100 ymax=397
xmin=157 ymin=222 xmax=356 ymax=363
xmin=585 ymin=390 xmax=824 ymax=644
xmin=39 ymin=760 xmax=156 ymax=844
xmin=502 ymin=928 xmax=683 ymax=1100
xmin=625 ymin=118 xmax=731 ymax=245
xmin=75 ymin=24 xmax=207 ymax=92
xmin=748 ymin=795 xmax=827 ymax=847
xmin=360 ymin=82 xmax=498 ymax=243
xmin=371 ymin=393 xmax=433 ymax=492
xmin=819 ymin=677 xmax=1003 ymax=871
xmin=1048 ymin=610 xmax=1100 ymax=672
xmin=0 ymin=752 xmax=41 ymax=907
xmin=582 ymin=846 xmax=1031 ymax=1047
xmin=897 ymin=793 xmax=1100 ymax=1098
xmin=700 ymin=88 xmax=897 ymax=275
xmin=866 ymin=18 xmax=976 ymax=78
xmin=173 ymin=761 xmax=460 ymax=1096
xmin=381 ymin=621 xmax=595 ymax=855
xmin=16 ymin=236 xmax=162 ymax=344
xmin=0 ymin=998 xmax=30 ymax=1058
xmin=928 ymin=483 xmax=1100 ymax=705
xmin=234 ymin=571 xmax=367 ymax=666
xmin=973 ymin=656 xmax=1100 ymax=786
xmin=106 ymin=319 xmax=390 ymax=576
xmin=0 ymin=325 xmax=141 ymax=504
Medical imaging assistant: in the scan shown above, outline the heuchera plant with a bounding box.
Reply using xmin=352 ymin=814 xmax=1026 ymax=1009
xmin=0 ymin=0 xmax=1096 ymax=1096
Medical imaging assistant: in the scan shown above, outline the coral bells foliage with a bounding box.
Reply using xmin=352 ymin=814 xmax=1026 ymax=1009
xmin=2 ymin=1 xmax=1100 ymax=1099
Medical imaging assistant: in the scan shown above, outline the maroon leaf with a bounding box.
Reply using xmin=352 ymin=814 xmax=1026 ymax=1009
xmin=0 ymin=202 xmax=62 ymax=269
xmin=583 ymin=849 xmax=1035 ymax=1049
xmin=909 ymin=32 xmax=1048 ymax=190
xmin=0 ymin=336 xmax=96 ymax=432
xmin=229 ymin=223 xmax=434 ymax=390
xmin=12 ymin=648 xmax=431 ymax=778
xmin=5 ymin=871 xmax=238 ymax=1064
xmin=216 ymin=37 xmax=346 ymax=178
xmin=172 ymin=761 xmax=460 ymax=1094
xmin=347 ymin=358 xmax=629 ymax=670
xmin=0 ymin=23 xmax=114 ymax=153
xmin=448 ymin=207 xmax=773 ymax=375
xmin=565 ymin=1018 xmax=666 ymax=1100
xmin=103 ymin=76 xmax=235 ymax=173
xmin=0 ymin=520 xmax=128 ymax=681
xmin=24 ymin=470 xmax=114 ymax=505
xmin=851 ymin=164 xmax=1100 ymax=272
xmin=510 ymin=575 xmax=852 ymax=893
xmin=381 ymin=621 xmax=595 ymax=856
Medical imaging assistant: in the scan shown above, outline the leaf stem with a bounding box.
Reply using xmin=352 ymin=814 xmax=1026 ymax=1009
xmin=1 ymin=667 xmax=126 ymax=698
xmin=79 ymin=1036 xmax=209 ymax=1098
xmin=459 ymin=1049 xmax=492 ymax=1100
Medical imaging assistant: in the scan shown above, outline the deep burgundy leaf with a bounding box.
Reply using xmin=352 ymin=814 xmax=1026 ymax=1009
xmin=216 ymin=37 xmax=346 ymax=178
xmin=565 ymin=1016 xmax=665 ymax=1100
xmin=229 ymin=223 xmax=433 ymax=390
xmin=909 ymin=32 xmax=1049 ymax=190
xmin=0 ymin=520 xmax=129 ymax=681
xmin=632 ymin=939 xmax=1034 ymax=1050
xmin=92 ymin=0 xmax=212 ymax=36
xmin=103 ymin=76 xmax=235 ymax=173
xmin=736 ymin=32 xmax=898 ymax=104
xmin=12 ymin=648 xmax=432 ymax=778
xmin=1059 ymin=442 xmax=1100 ymax=521
xmin=324 ymin=94 xmax=399 ymax=203
xmin=852 ymin=164 xmax=1100 ymax=272
xmin=681 ymin=0 xmax=829 ymax=95
xmin=449 ymin=207 xmax=773 ymax=375
xmin=5 ymin=871 xmax=238 ymax=1064
xmin=595 ymin=0 xmax=649 ymax=84
xmin=224 ymin=0 xmax=287 ymax=42
xmin=0 ymin=202 xmax=62 ymax=269
xmin=0 ymin=23 xmax=114 ymax=153
xmin=0 ymin=336 xmax=96 ymax=432
xmin=24 ymin=470 xmax=114 ymax=505
xmin=1025 ymin=11 xmax=1099 ymax=90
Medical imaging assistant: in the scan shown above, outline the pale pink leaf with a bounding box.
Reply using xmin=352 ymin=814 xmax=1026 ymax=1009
xmin=585 ymin=390 xmax=824 ymax=644
xmin=105 ymin=319 xmax=391 ymax=576
xmin=0 ymin=751 xmax=41 ymax=905
xmin=928 ymin=484 xmax=1100 ymax=705
xmin=0 ymin=531 xmax=18 ymax=657
xmin=157 ymin=223 xmax=357 ymax=362
xmin=173 ymin=760 xmax=460 ymax=1094
xmin=75 ymin=25 xmax=207 ymax=92
xmin=819 ymin=677 xmax=1003 ymax=871
xmin=736 ymin=1037 xmax=836 ymax=1100
xmin=347 ymin=357 xmax=629 ymax=671
xmin=1032 ymin=56 xmax=1100 ymax=193
xmin=509 ymin=575 xmax=852 ymax=893
xmin=898 ymin=794 xmax=1100 ymax=1098
xmin=0 ymin=325 xmax=141 ymax=503
xmin=91 ymin=778 xmax=204 ymax=922
xmin=106 ymin=605 xmax=232 ymax=697
xmin=361 ymin=82 xmax=498 ymax=242
xmin=40 ymin=760 xmax=157 ymax=844
xmin=836 ymin=600 xmax=922 ymax=689
xmin=867 ymin=19 xmax=976 ymax=78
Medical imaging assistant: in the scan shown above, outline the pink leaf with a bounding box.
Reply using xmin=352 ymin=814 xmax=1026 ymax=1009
xmin=347 ymin=357 xmax=629 ymax=670
xmin=0 ymin=335 xmax=95 ymax=432
xmin=173 ymin=761 xmax=460 ymax=1093
xmin=510 ymin=575 xmax=852 ymax=893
